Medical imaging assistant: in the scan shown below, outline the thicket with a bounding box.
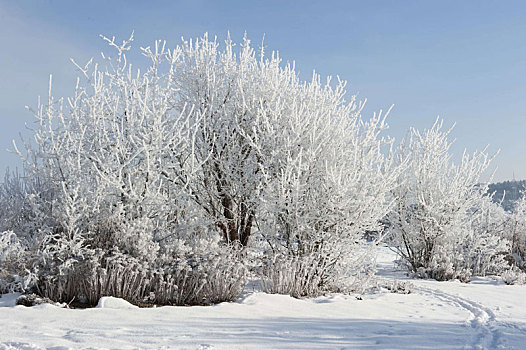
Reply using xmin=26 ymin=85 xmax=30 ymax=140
xmin=1 ymin=33 xmax=525 ymax=305
xmin=0 ymin=33 xmax=399 ymax=304
xmin=386 ymin=120 xmax=525 ymax=282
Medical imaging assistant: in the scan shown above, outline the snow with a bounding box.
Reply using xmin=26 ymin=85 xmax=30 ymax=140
xmin=1 ymin=246 xmax=525 ymax=349
xmin=95 ymin=297 xmax=138 ymax=309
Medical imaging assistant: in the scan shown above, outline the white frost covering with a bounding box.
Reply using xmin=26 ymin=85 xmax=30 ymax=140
xmin=95 ymin=296 xmax=138 ymax=309
xmin=0 ymin=246 xmax=525 ymax=350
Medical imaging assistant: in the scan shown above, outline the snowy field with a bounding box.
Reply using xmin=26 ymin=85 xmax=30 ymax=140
xmin=1 ymin=247 xmax=525 ymax=350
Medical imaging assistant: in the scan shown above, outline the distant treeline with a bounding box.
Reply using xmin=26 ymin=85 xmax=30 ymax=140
xmin=488 ymin=180 xmax=526 ymax=211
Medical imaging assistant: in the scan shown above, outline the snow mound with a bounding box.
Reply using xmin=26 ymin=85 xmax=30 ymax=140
xmin=240 ymin=292 xmax=300 ymax=306
xmin=95 ymin=297 xmax=138 ymax=309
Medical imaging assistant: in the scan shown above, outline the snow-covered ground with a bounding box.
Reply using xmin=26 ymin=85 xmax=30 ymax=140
xmin=1 ymin=247 xmax=525 ymax=349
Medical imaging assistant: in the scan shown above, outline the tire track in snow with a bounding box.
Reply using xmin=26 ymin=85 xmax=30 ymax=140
xmin=416 ymin=286 xmax=505 ymax=350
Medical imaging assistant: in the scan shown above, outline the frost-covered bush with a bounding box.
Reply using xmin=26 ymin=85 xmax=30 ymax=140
xmin=503 ymin=194 xmax=526 ymax=269
xmin=238 ymin=41 xmax=400 ymax=296
xmin=376 ymin=278 xmax=413 ymax=294
xmin=501 ymin=267 xmax=526 ymax=285
xmin=0 ymin=231 xmax=37 ymax=293
xmin=258 ymin=234 xmax=383 ymax=296
xmin=467 ymin=198 xmax=510 ymax=276
xmin=35 ymin=235 xmax=246 ymax=306
xmin=1 ymin=32 xmax=401 ymax=302
xmin=0 ymin=172 xmax=55 ymax=243
xmin=252 ymin=83 xmax=398 ymax=295
xmin=260 ymin=252 xmax=337 ymax=298
xmin=387 ymin=119 xmax=506 ymax=281
xmin=3 ymin=34 xmax=259 ymax=304
xmin=0 ymin=172 xmax=49 ymax=293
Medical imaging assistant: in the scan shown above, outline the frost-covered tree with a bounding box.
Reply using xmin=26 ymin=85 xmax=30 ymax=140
xmin=164 ymin=34 xmax=272 ymax=246
xmin=387 ymin=119 xmax=506 ymax=281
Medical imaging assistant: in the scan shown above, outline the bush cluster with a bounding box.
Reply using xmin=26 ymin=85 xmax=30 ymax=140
xmin=1 ymin=34 xmax=524 ymax=306
xmin=0 ymin=33 xmax=396 ymax=304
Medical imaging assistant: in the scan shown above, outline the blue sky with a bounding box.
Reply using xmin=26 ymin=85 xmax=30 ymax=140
xmin=1 ymin=0 xmax=525 ymax=181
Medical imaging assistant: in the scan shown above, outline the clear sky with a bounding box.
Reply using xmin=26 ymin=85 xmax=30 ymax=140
xmin=1 ymin=0 xmax=525 ymax=182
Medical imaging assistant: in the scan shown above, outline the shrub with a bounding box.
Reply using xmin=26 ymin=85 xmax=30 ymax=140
xmin=387 ymin=119 xmax=507 ymax=281
xmin=0 ymin=231 xmax=37 ymax=293
xmin=503 ymin=194 xmax=526 ymax=269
